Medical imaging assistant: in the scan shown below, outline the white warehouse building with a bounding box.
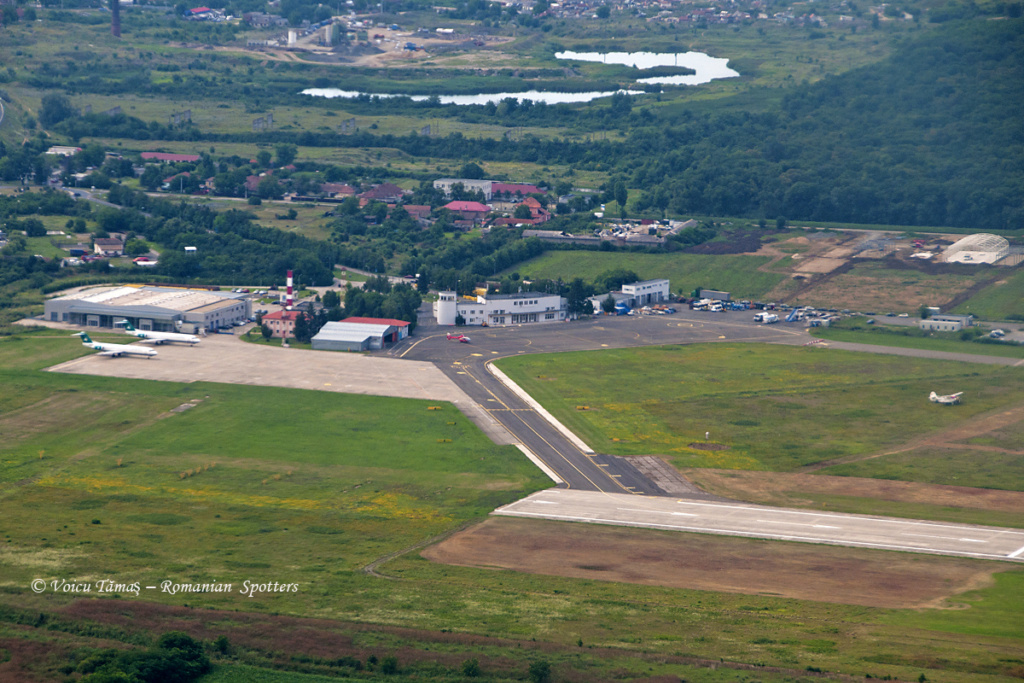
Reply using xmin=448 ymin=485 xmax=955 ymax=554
xmin=434 ymin=291 xmax=567 ymax=326
xmin=588 ymin=279 xmax=671 ymax=312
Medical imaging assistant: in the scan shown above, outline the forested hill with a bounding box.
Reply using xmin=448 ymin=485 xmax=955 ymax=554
xmin=627 ymin=18 xmax=1024 ymax=230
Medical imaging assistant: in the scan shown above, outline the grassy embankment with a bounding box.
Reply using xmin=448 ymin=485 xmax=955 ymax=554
xmin=496 ymin=343 xmax=1024 ymax=496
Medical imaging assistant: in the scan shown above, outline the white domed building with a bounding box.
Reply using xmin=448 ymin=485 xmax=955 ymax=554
xmin=943 ymin=233 xmax=1010 ymax=264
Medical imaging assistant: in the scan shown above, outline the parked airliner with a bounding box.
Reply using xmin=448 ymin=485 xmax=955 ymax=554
xmin=120 ymin=321 xmax=200 ymax=345
xmin=73 ymin=332 xmax=158 ymax=358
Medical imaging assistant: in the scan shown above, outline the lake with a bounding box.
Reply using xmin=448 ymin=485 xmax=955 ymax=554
xmin=302 ymin=50 xmax=738 ymax=105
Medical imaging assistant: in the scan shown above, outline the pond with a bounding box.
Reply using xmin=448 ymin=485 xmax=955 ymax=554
xmin=301 ymin=50 xmax=738 ymax=105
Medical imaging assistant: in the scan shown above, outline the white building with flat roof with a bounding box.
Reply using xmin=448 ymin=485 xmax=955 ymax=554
xmin=432 ymin=178 xmax=493 ymax=200
xmin=434 ymin=291 xmax=566 ymax=326
xmin=589 ymin=279 xmax=671 ymax=312
xmin=622 ymin=279 xmax=670 ymax=306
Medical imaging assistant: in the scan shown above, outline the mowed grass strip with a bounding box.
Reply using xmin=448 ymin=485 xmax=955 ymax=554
xmin=506 ymin=252 xmax=784 ymax=299
xmin=495 ymin=343 xmax=1024 ymax=481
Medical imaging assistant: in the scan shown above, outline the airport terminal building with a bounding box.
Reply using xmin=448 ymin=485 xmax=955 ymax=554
xmin=44 ymin=285 xmax=251 ymax=333
xmin=434 ymin=291 xmax=567 ymax=326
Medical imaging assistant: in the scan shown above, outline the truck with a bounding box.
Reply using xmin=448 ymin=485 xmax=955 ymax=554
xmin=753 ymin=312 xmax=779 ymax=324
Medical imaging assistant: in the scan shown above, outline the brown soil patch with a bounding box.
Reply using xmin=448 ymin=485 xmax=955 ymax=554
xmin=423 ymin=517 xmax=1000 ymax=609
xmin=682 ymin=469 xmax=1024 ymax=517
xmin=688 ymin=442 xmax=729 ymax=451
xmin=789 ymin=259 xmax=980 ymax=310
xmin=795 ymin=257 xmax=847 ymax=274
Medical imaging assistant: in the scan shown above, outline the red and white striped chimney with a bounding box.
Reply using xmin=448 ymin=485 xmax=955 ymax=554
xmin=286 ymin=270 xmax=294 ymax=307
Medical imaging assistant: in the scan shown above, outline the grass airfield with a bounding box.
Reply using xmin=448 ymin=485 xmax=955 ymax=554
xmin=2 ymin=331 xmax=1024 ymax=680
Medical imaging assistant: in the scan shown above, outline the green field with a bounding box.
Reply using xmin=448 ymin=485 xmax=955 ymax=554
xmin=508 ymin=251 xmax=786 ymax=298
xmin=820 ymin=447 xmax=1024 ymax=491
xmin=952 ymin=268 xmax=1024 ymax=321
xmin=2 ymin=332 xmax=1024 ymax=680
xmin=495 ymin=343 xmax=1024 ymax=482
xmin=0 ymin=331 xmax=547 ymax=617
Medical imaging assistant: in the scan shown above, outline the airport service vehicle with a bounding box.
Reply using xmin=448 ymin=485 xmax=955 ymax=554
xmin=708 ymin=302 xmax=724 ymax=313
xmin=929 ymin=391 xmax=963 ymax=405
xmin=120 ymin=321 xmax=200 ymax=345
xmin=446 ymin=333 xmax=471 ymax=343
xmin=73 ymin=332 xmax=157 ymax=358
xmin=753 ymin=312 xmax=779 ymax=324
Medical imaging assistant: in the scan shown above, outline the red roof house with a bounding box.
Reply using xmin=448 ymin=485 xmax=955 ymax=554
xmin=491 ymin=182 xmax=540 ymax=197
xmin=402 ymin=204 xmax=433 ymax=221
xmin=261 ymin=310 xmax=302 ymax=338
xmin=443 ymin=200 xmax=491 ymax=221
xmin=359 ymin=182 xmax=407 ymax=203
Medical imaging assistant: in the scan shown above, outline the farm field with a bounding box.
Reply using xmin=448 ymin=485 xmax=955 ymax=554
xmin=495 ymin=344 xmax=1024 ymax=484
xmin=507 ymin=251 xmax=786 ymax=299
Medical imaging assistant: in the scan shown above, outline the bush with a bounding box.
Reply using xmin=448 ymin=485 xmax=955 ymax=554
xmin=380 ymin=655 xmax=398 ymax=674
xmin=529 ymin=660 xmax=552 ymax=683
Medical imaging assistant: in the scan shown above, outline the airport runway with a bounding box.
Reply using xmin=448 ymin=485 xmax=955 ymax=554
xmin=495 ymin=489 xmax=1024 ymax=563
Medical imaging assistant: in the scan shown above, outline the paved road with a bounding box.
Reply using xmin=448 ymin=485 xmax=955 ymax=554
xmin=495 ymin=489 xmax=1024 ymax=563
xmin=398 ymin=309 xmax=810 ymax=496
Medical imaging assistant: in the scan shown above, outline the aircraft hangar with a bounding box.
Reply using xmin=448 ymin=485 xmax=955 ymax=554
xmin=44 ymin=285 xmax=251 ymax=333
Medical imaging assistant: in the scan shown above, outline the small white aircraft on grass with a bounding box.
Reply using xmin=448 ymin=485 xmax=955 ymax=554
xmin=119 ymin=320 xmax=200 ymax=345
xmin=929 ymin=391 xmax=963 ymax=405
xmin=73 ymin=332 xmax=157 ymax=358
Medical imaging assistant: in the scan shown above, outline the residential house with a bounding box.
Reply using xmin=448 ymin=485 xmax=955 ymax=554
xmin=93 ymin=238 xmax=125 ymax=257
xmin=442 ymin=200 xmax=491 ymax=222
xmin=359 ymin=182 xmax=407 ymax=203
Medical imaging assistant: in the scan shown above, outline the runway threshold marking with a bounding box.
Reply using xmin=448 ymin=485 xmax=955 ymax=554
xmin=459 ymin=364 xmax=607 ymax=492
xmin=478 ymin=360 xmax=641 ymax=497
